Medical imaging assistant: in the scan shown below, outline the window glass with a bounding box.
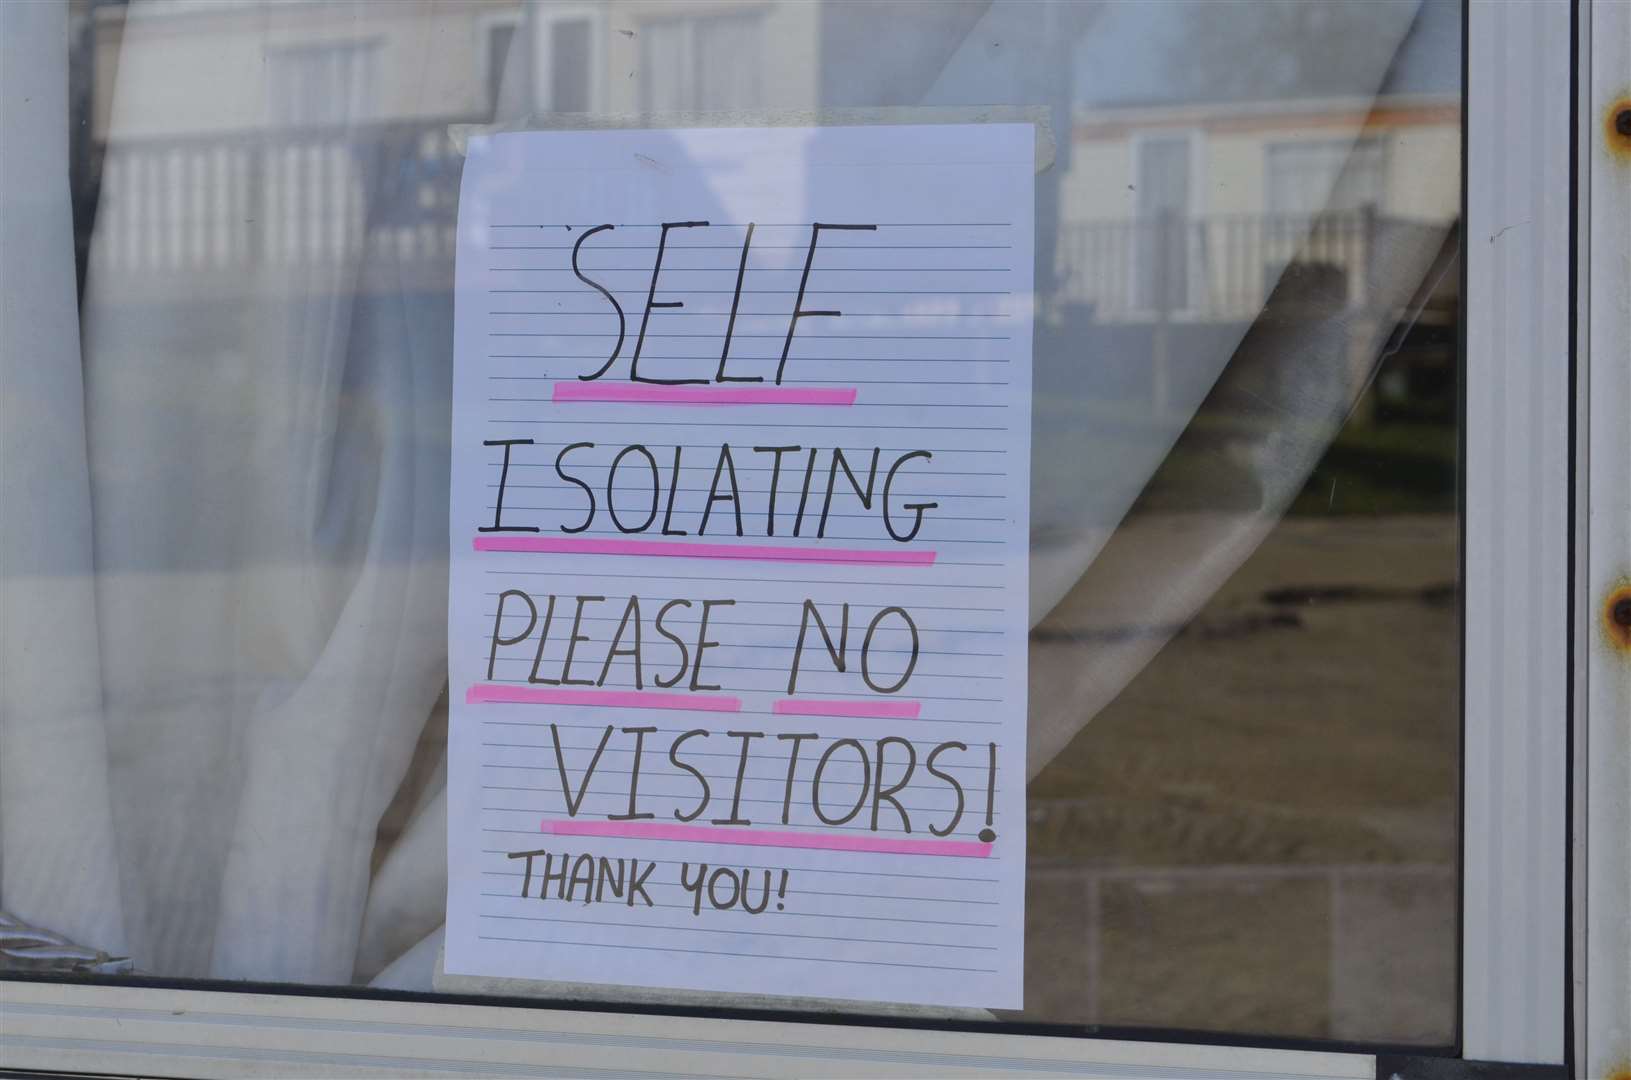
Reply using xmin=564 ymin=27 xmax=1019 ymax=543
xmin=1 ymin=0 xmax=1460 ymax=1048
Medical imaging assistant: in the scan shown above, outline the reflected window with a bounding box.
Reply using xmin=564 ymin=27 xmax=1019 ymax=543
xmin=640 ymin=11 xmax=764 ymax=112
xmin=1266 ymin=137 xmax=1387 ymax=215
xmin=267 ymin=40 xmax=379 ymax=128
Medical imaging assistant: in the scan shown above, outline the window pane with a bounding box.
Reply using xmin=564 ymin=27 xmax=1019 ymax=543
xmin=2 ymin=0 xmax=1461 ymax=1049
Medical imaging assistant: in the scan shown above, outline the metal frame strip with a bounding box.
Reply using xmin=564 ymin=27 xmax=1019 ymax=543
xmin=0 ymin=981 xmax=1377 ymax=1080
xmin=1461 ymin=0 xmax=1574 ymax=1065
xmin=1579 ymin=0 xmax=1630 ymax=1075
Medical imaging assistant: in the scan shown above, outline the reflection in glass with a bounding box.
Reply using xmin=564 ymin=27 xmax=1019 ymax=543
xmin=2 ymin=0 xmax=1460 ymax=1048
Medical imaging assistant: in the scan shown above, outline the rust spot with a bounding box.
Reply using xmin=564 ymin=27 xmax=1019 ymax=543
xmin=1602 ymin=1063 xmax=1631 ymax=1080
xmin=1606 ymin=96 xmax=1631 ymax=161
xmin=1605 ymin=580 xmax=1631 ymax=653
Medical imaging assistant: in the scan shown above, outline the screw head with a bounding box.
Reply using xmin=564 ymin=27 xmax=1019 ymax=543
xmin=1606 ymin=587 xmax=1631 ymax=652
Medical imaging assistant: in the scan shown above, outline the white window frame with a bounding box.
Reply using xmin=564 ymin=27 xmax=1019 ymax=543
xmin=3 ymin=2 xmax=1616 ymax=1076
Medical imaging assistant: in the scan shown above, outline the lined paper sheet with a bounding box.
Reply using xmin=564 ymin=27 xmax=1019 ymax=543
xmin=446 ymin=125 xmax=1033 ymax=1009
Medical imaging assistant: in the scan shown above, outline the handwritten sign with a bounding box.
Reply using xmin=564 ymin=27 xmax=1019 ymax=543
xmin=445 ymin=125 xmax=1033 ymax=1008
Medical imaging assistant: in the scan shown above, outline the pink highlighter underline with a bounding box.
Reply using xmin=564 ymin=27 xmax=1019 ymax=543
xmin=542 ymin=818 xmax=993 ymax=859
xmin=467 ymin=683 xmax=742 ymax=713
xmin=552 ymin=383 xmax=858 ymax=406
xmin=473 ymin=535 xmax=937 ymax=566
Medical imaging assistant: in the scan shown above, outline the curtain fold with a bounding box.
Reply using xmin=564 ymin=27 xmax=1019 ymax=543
xmin=0 ymin=0 xmax=128 ymax=958
xmin=77 ymin=0 xmax=452 ymax=979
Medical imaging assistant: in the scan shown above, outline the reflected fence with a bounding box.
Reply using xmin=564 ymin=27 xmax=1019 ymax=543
xmin=86 ymin=124 xmax=465 ymax=278
xmin=1054 ymin=209 xmax=1443 ymax=322
xmin=84 ymin=125 xmax=1439 ymax=326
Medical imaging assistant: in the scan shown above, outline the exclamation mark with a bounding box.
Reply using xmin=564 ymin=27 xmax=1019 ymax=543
xmin=978 ymin=742 xmax=997 ymax=843
xmin=775 ymin=869 xmax=789 ymax=910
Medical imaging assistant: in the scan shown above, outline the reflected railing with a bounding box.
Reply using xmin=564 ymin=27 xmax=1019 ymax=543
xmin=1055 ymin=208 xmax=1447 ymax=323
xmin=89 ymin=125 xmax=1441 ymax=332
xmin=87 ymin=123 xmax=468 ymax=277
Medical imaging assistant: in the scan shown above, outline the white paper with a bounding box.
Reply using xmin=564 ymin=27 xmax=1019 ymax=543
xmin=446 ymin=124 xmax=1032 ymax=1009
